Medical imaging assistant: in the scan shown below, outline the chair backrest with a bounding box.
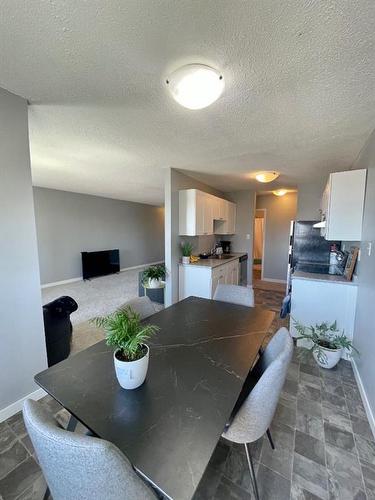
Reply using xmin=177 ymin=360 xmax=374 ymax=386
xmin=23 ymin=400 xmax=156 ymax=500
xmin=224 ymin=332 xmax=293 ymax=444
xmin=213 ymin=284 xmax=254 ymax=307
xmin=257 ymin=327 xmax=292 ymax=375
xmin=118 ymin=296 xmax=156 ymax=320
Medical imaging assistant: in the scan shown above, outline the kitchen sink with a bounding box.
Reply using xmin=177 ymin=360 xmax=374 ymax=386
xmin=212 ymin=254 xmax=235 ymax=260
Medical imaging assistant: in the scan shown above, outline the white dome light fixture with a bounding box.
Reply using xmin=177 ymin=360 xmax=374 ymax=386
xmin=166 ymin=64 xmax=224 ymax=110
xmin=273 ymin=189 xmax=288 ymax=197
xmin=255 ymin=171 xmax=280 ymax=183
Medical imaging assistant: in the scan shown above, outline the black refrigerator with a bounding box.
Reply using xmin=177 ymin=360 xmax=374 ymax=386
xmin=286 ymin=221 xmax=340 ymax=290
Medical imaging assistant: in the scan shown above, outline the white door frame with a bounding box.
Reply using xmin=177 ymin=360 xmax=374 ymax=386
xmin=254 ymin=208 xmax=267 ymax=281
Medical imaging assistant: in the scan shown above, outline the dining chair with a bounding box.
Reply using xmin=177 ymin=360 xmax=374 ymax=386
xmin=222 ymin=331 xmax=293 ymax=500
xmin=213 ymin=284 xmax=254 ymax=307
xmin=118 ymin=296 xmax=156 ymax=320
xmin=23 ymin=400 xmax=157 ymax=500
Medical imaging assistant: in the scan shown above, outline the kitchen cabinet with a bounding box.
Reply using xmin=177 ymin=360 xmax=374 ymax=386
xmin=290 ymin=275 xmax=358 ymax=360
xmin=214 ymin=201 xmax=236 ymax=235
xmin=179 ymin=189 xmax=236 ymax=236
xmin=179 ymin=258 xmax=239 ymax=300
xmin=320 ymin=169 xmax=366 ymax=241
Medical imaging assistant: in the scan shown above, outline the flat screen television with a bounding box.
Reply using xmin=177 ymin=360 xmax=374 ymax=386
xmin=81 ymin=249 xmax=120 ymax=280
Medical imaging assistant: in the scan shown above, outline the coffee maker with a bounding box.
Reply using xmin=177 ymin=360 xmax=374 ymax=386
xmin=220 ymin=240 xmax=231 ymax=254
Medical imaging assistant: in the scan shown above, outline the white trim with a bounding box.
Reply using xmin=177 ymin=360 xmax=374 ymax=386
xmin=261 ymin=278 xmax=287 ymax=284
xmin=41 ymin=277 xmax=81 ymax=289
xmin=120 ymin=260 xmax=164 ymax=273
xmin=0 ymin=388 xmax=47 ymax=423
xmin=41 ymin=260 xmax=164 ymax=289
xmin=352 ymin=360 xmax=375 ymax=439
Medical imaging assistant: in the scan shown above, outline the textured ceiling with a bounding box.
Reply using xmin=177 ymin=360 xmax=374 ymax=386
xmin=1 ymin=1 xmax=375 ymax=205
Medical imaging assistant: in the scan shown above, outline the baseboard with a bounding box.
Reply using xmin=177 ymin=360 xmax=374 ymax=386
xmin=261 ymin=278 xmax=287 ymax=284
xmin=0 ymin=388 xmax=47 ymax=423
xmin=41 ymin=277 xmax=81 ymax=289
xmin=119 ymin=260 xmax=164 ymax=273
xmin=352 ymin=359 xmax=375 ymax=439
xmin=41 ymin=260 xmax=164 ymax=289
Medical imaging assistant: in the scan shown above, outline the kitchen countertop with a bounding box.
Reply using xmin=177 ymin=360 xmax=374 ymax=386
xmin=292 ymin=270 xmax=358 ymax=286
xmin=179 ymin=252 xmax=246 ymax=269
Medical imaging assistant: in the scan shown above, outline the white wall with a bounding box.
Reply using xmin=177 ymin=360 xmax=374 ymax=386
xmin=164 ymin=169 xmax=224 ymax=306
xmin=33 ymin=187 xmax=164 ymax=284
xmin=256 ymin=192 xmax=297 ymax=282
xmin=0 ymin=88 xmax=47 ymax=417
xmin=351 ymin=128 xmax=375 ymax=430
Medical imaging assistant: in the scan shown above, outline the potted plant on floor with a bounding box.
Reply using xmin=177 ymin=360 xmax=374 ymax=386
xmin=181 ymin=242 xmax=193 ymax=264
xmin=293 ymin=319 xmax=359 ymax=369
xmin=142 ymin=264 xmax=165 ymax=288
xmin=93 ymin=307 xmax=159 ymax=389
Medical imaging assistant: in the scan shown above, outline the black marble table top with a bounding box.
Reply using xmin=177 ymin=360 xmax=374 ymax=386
xmin=35 ymin=296 xmax=274 ymax=500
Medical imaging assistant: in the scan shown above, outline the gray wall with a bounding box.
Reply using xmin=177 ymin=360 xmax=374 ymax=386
xmin=256 ymin=192 xmax=298 ymax=281
xmin=33 ymin=187 xmax=165 ymax=284
xmin=227 ymin=190 xmax=256 ymax=284
xmin=351 ymin=128 xmax=375 ymax=421
xmin=296 ymin=178 xmax=326 ymax=220
xmin=0 ymin=88 xmax=47 ymax=414
xmin=164 ymin=169 xmax=224 ymax=306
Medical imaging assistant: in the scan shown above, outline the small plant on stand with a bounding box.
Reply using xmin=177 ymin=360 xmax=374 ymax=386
xmin=142 ymin=264 xmax=165 ymax=288
xmin=181 ymin=242 xmax=193 ymax=264
xmin=293 ymin=319 xmax=359 ymax=369
xmin=93 ymin=307 xmax=159 ymax=389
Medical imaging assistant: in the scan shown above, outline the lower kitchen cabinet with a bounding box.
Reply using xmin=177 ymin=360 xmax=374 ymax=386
xmin=290 ymin=276 xmax=358 ymax=360
xmin=179 ymin=259 xmax=239 ymax=300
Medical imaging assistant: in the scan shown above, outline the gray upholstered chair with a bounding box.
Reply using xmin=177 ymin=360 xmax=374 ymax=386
xmin=118 ymin=296 xmax=156 ymax=320
xmin=256 ymin=326 xmax=292 ymax=376
xmin=213 ymin=284 xmax=254 ymax=307
xmin=222 ymin=330 xmax=293 ymax=500
xmin=23 ymin=400 xmax=157 ymax=500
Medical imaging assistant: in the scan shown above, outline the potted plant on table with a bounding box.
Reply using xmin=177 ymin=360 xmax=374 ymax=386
xmin=293 ymin=319 xmax=359 ymax=369
xmin=181 ymin=242 xmax=193 ymax=264
xmin=142 ymin=264 xmax=165 ymax=288
xmin=93 ymin=307 xmax=159 ymax=389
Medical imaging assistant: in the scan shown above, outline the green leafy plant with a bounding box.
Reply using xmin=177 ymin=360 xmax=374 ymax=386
xmin=92 ymin=307 xmax=159 ymax=362
xmin=293 ymin=319 xmax=359 ymax=365
xmin=181 ymin=241 xmax=193 ymax=257
xmin=142 ymin=264 xmax=165 ymax=283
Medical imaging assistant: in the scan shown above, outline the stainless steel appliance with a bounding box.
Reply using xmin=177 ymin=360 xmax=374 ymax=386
xmin=286 ymin=221 xmax=341 ymax=291
xmin=239 ymin=254 xmax=248 ymax=286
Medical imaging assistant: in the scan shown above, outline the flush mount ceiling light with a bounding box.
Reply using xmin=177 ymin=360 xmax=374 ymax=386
xmin=273 ymin=189 xmax=287 ymax=196
xmin=255 ymin=171 xmax=280 ymax=183
xmin=166 ymin=64 xmax=224 ymax=110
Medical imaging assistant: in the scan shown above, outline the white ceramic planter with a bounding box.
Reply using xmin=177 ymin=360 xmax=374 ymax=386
xmin=182 ymin=256 xmax=190 ymax=264
xmin=148 ymin=278 xmax=162 ymax=288
xmin=114 ymin=346 xmax=149 ymax=389
xmin=313 ymin=344 xmax=343 ymax=369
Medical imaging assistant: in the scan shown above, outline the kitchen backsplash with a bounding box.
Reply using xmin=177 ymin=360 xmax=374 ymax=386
xmin=179 ymin=235 xmax=216 ymax=255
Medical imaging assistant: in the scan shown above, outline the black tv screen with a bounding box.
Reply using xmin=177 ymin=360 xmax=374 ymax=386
xmin=81 ymin=249 xmax=120 ymax=280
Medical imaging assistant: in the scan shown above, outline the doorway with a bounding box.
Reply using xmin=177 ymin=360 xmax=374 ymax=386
xmin=253 ymin=209 xmax=266 ymax=281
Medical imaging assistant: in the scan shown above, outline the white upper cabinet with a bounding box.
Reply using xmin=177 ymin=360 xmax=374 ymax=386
xmin=320 ymin=169 xmax=366 ymax=241
xmin=214 ymin=201 xmax=236 ymax=235
xmin=179 ymin=189 xmax=236 ymax=236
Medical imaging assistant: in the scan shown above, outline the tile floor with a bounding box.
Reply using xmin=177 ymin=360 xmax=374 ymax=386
xmin=196 ymin=351 xmax=375 ymax=499
xmin=1 ymin=286 xmax=374 ymax=499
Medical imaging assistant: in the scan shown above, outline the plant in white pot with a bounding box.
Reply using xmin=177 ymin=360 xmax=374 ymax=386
xmin=181 ymin=242 xmax=193 ymax=264
xmin=142 ymin=264 xmax=165 ymax=288
xmin=93 ymin=307 xmax=159 ymax=389
xmin=294 ymin=319 xmax=359 ymax=369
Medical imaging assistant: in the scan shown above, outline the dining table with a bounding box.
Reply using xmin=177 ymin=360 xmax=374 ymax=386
xmin=35 ymin=296 xmax=275 ymax=500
